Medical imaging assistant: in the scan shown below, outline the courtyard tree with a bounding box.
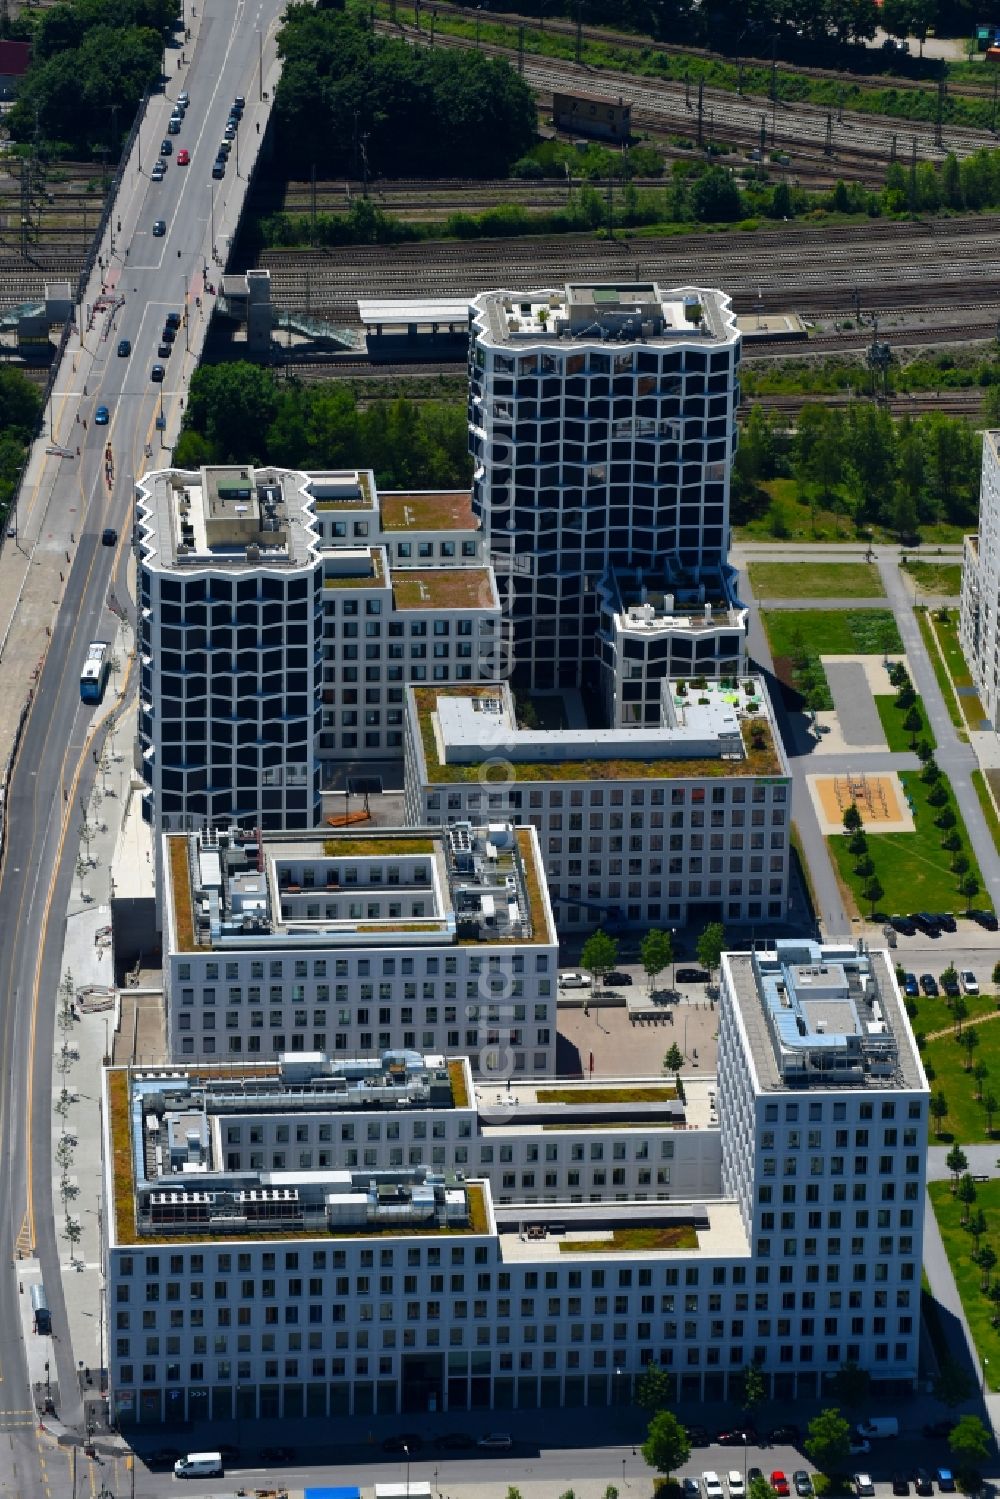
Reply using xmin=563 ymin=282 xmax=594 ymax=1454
xmin=977 ymin=1244 xmax=996 ymax=1291
xmin=957 ymin=1173 xmax=978 ymax=1225
xmin=641 ymin=929 xmax=673 ymax=996
xmin=948 ymin=1414 xmax=991 ymax=1472
xmin=916 ymin=738 xmax=934 ymax=764
xmin=804 ymin=1408 xmax=852 ymax=1477
xmin=974 ymin=1062 xmax=990 ymax=1101
xmin=952 ymin=997 xmax=968 ymax=1035
xmin=902 ymin=705 xmax=923 ymax=747
xmin=930 ymin=1091 xmax=950 ymax=1137
xmin=986 ymin=1093 xmax=999 ymax=1135
xmin=848 ymin=830 xmax=868 ymax=862
xmin=962 ymin=1026 xmax=980 ymax=1072
xmin=863 ymin=874 xmax=884 ymax=918
xmin=830 ymin=1360 xmax=870 ymax=1411
xmin=936 ymin=805 xmax=957 ymax=833
xmin=854 ymin=855 xmax=875 ymax=883
xmin=581 ymin=929 xmax=618 ymax=991
xmin=969 ymin=1208 xmax=988 ymax=1251
xmin=641 ymin=1409 xmax=691 ymax=1480
xmin=960 ymin=873 xmax=981 ymax=912
xmin=842 ymin=803 xmax=863 ymax=834
xmin=941 ymin=830 xmax=963 ymax=865
xmin=696 ymin=922 xmax=726 ymax=981
xmin=921 ymin=757 xmax=941 ymax=783
xmin=664 ymin=1043 xmax=683 ymax=1074
xmin=946 ymin=1144 xmax=968 ymax=1189
xmin=636 ymin=1360 xmax=672 ymax=1413
xmin=739 ymin=1362 xmax=766 ymax=1414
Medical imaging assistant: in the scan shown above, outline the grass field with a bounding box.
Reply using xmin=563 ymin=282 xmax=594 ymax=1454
xmin=905 ymin=989 xmax=996 ymax=1040
xmin=827 ymin=768 xmax=987 ymax=918
xmin=973 ymin=770 xmax=1000 ymax=855
xmin=928 ymin=1179 xmax=1000 ymax=1388
xmin=902 ymin=560 xmax=963 ymax=596
xmin=734 ymin=480 xmax=969 ymax=547
xmin=762 ymin=608 xmax=903 ymax=660
xmin=746 ymin=561 xmax=884 ymax=599
xmin=874 ymin=694 xmax=935 ymax=753
xmin=933 ymin=610 xmax=975 ymax=688
xmin=922 ymin=1020 xmax=1000 ymax=1145
xmin=916 ymin=609 xmax=966 ymax=735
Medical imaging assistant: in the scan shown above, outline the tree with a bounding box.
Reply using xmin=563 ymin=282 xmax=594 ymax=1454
xmin=957 ymin=1173 xmax=978 ymax=1225
xmin=946 ymin=1144 xmax=968 ymax=1189
xmin=927 ymin=781 xmax=949 ymax=808
xmin=804 ymin=1408 xmax=852 ymax=1477
xmin=696 ymin=922 xmax=726 ymax=979
xmin=842 ymin=803 xmax=863 ymax=834
xmin=863 ymin=874 xmax=884 ymax=917
xmin=970 ymin=1209 xmax=988 ymax=1251
xmin=641 ymin=1409 xmax=691 ymax=1479
xmin=635 ymin=1360 xmax=672 ymax=1413
xmin=664 ymin=1043 xmax=683 ymax=1074
xmin=830 ymin=1360 xmax=870 ymax=1411
xmin=948 ymin=1414 xmax=991 ymax=1470
xmin=930 ymin=1091 xmax=950 ymax=1137
xmin=952 ymin=997 xmax=968 ymax=1035
xmin=962 ymin=1026 xmax=980 ymax=1071
xmin=974 ymin=1062 xmax=990 ymax=1102
xmin=941 ymin=830 xmax=962 ymax=864
xmin=978 ymin=1245 xmax=997 ymax=1290
xmin=580 ymin=929 xmax=618 ymax=991
xmin=641 ymin=929 xmax=673 ymax=996
xmin=987 ymin=1093 xmax=999 ymax=1136
xmin=854 ymin=855 xmax=875 ymax=883
xmin=740 ymin=1362 xmax=766 ymax=1413
xmin=916 ymin=738 xmax=934 ymax=764
xmin=959 ymin=873 xmax=981 ymax=913
xmin=748 ymin=1479 xmax=778 ymax=1499
xmin=902 ymin=705 xmax=923 ymax=748
xmin=848 ymin=830 xmax=868 ymax=861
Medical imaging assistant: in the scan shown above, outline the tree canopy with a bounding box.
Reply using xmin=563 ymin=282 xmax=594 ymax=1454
xmin=641 ymin=1409 xmax=691 ymax=1477
xmin=274 ymin=7 xmax=536 ymax=179
xmin=175 ymin=365 xmax=471 ymax=490
xmin=804 ymin=1408 xmax=852 ymax=1477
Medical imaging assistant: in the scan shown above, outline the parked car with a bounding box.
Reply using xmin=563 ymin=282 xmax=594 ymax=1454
xmin=605 ymin=971 xmax=632 ymax=987
xmin=146 ymin=1448 xmax=183 ymax=1466
xmin=157 ymin=342 xmax=172 ymax=359
xmin=891 ymin=915 xmax=917 ymax=935
xmin=234 ymin=93 xmax=246 ymax=108
xmin=688 ymin=1426 xmax=711 ymax=1447
xmin=849 ymin=1438 xmax=871 ymax=1456
xmin=770 ymin=1473 xmax=790 ymax=1496
xmin=903 ymin=973 xmax=919 ymax=997
xmin=161 ymin=325 xmax=176 ymax=343
xmin=702 ymin=1475 xmax=724 ymax=1499
xmin=793 ymin=1474 xmax=813 ymax=1497
xmin=677 ymin=967 xmax=711 ymax=984
xmin=217 ymin=139 xmax=231 ymax=156
xmin=224 ymin=121 xmax=236 ymax=139
xmin=768 ymin=1427 xmax=801 ymax=1445
xmin=212 ymin=159 xmax=225 ymax=178
xmin=728 ymin=1474 xmax=745 ymax=1497
xmin=913 ymin=1473 xmax=934 ymax=1496
xmin=478 ymin=1433 xmax=512 ymax=1450
xmin=969 ymin=909 xmax=999 ymax=931
xmin=558 ymin=971 xmax=592 ymax=989
xmin=165 ymin=311 xmax=181 ymax=329
xmin=854 ymin=1478 xmax=875 ymax=1498
xmin=748 ymin=1472 xmax=764 ymax=1488
xmin=177 ymin=89 xmax=190 ymax=106
xmin=937 ymin=1471 xmax=956 ymax=1493
xmin=94 ymin=405 xmax=109 ymax=425
xmin=920 ymin=974 xmax=939 ymax=996
xmin=718 ymin=1430 xmax=757 ymax=1447
xmin=892 ymin=1478 xmax=910 ymax=1497
xmin=382 ymin=1434 xmax=422 ymax=1453
xmin=913 ymin=913 xmax=941 ymax=936
xmin=961 ymin=970 xmax=980 ymax=995
xmin=683 ymin=1480 xmax=701 ymax=1499
xmin=259 ymin=1447 xmax=294 ymax=1463
xmin=933 ymin=913 xmax=958 ymax=933
xmin=434 ymin=1433 xmax=474 ymax=1450
xmin=941 ymin=971 xmax=960 ymax=998
xmin=167 ymin=117 xmax=180 ymax=134
xmin=923 ymin=1421 xmax=957 ymax=1441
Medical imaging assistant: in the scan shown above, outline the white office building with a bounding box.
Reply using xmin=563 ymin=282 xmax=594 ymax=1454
xmin=103 ymin=939 xmax=924 ymax=1427
xmin=961 ymin=430 xmax=1000 ymax=725
xmin=403 ymin=678 xmax=791 ymax=930
xmin=468 ymin=282 xmax=745 ymax=692
xmin=161 ymin=822 xmax=557 ymax=1075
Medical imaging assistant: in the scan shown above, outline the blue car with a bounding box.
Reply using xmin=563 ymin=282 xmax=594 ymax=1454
xmin=94 ymin=405 xmax=110 ymax=425
xmin=903 ymin=972 xmax=919 ymax=997
xmin=936 ymin=1473 xmax=955 ymax=1494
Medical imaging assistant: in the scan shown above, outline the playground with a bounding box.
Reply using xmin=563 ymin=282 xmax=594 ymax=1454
xmin=806 ymin=769 xmax=915 ymax=836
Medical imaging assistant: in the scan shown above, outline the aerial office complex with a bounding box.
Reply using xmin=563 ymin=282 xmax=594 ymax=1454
xmin=961 ymin=430 xmax=1000 ymax=724
xmin=103 ymin=940 xmax=926 ymax=1426
xmin=467 ymin=282 xmax=745 ymax=692
xmin=161 ymin=822 xmax=558 ymax=1073
xmin=404 ymin=678 xmax=790 ymax=930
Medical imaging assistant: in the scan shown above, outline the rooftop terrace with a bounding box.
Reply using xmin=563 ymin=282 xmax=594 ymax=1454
xmin=471 ymin=282 xmax=739 ymax=350
xmin=724 ymin=941 xmax=928 ymax=1094
xmin=136 ymin=464 xmax=319 ymax=571
xmin=165 ymin=823 xmax=554 ymax=953
xmin=380 ymin=491 xmax=478 ymax=533
xmin=392 ymin=568 xmax=495 ymax=611
xmin=410 ymin=681 xmax=784 ymax=784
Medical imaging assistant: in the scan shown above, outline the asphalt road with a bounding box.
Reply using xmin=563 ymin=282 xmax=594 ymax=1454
xmin=0 ymin=4 xmax=284 ymax=1494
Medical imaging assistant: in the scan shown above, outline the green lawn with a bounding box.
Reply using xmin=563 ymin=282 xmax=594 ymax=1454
xmin=902 ymin=561 xmax=963 ymax=596
xmin=874 ymin=694 xmax=936 ymax=753
xmin=746 ymin=561 xmax=884 ymax=600
xmin=973 ymin=770 xmax=1000 ymax=854
xmin=762 ymin=608 xmax=903 ymax=660
xmin=933 ymin=610 xmax=975 ymax=688
xmin=923 ymin=1021 xmax=1000 ymax=1145
xmin=905 ymin=989 xmax=997 ymax=1040
xmin=915 ymin=609 xmax=966 ymax=735
xmin=928 ymin=1179 xmax=1000 ymax=1388
xmin=827 ymin=768 xmax=988 ymax=919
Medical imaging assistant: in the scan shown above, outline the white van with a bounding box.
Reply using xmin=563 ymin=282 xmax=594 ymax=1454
xmin=557 ymin=971 xmax=592 ymax=989
xmin=854 ymin=1417 xmax=899 ymax=1440
xmin=174 ymin=1453 xmax=223 ymax=1478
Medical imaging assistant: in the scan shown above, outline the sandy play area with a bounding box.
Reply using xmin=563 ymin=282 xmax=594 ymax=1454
xmin=806 ymin=769 xmax=915 ymax=836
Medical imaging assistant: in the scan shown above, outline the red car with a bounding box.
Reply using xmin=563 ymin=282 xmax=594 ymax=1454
xmin=771 ymin=1476 xmax=790 ymax=1497
xmin=177 ymin=148 xmax=190 ymax=165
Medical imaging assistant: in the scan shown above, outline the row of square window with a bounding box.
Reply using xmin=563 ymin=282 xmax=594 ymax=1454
xmin=177 ymin=1038 xmax=551 ymax=1068
xmin=176 ymin=956 xmax=549 ymax=981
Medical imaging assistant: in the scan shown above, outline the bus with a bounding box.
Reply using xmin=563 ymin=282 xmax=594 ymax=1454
xmin=80 ymin=640 xmax=111 ymax=703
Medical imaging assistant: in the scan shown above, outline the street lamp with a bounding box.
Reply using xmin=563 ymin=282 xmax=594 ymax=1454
xmin=403 ymin=1442 xmax=411 ymax=1498
xmin=984 ymin=1355 xmax=990 ymax=1395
